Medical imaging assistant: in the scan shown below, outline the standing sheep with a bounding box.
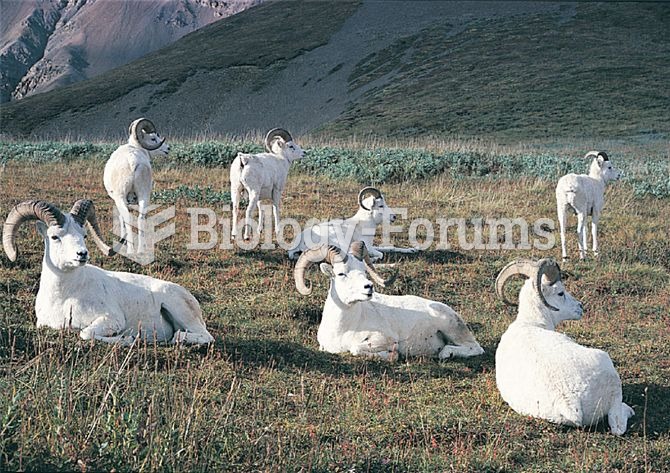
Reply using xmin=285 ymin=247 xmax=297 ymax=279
xmin=230 ymin=128 xmax=305 ymax=240
xmin=556 ymin=151 xmax=622 ymax=260
xmin=104 ymin=118 xmax=169 ymax=254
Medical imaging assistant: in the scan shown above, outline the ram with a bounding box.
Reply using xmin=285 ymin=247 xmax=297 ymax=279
xmin=288 ymin=187 xmax=417 ymax=261
xmin=495 ymin=258 xmax=634 ymax=435
xmin=3 ymin=199 xmax=213 ymax=345
xmin=556 ymin=151 xmax=622 ymax=260
xmin=294 ymin=241 xmax=483 ymax=360
xmin=103 ymin=118 xmax=169 ymax=254
xmin=230 ymin=128 xmax=304 ymax=240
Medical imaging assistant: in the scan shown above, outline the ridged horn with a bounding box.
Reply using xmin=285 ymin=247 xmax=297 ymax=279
xmin=3 ymin=200 xmax=66 ymax=262
xmin=358 ymin=187 xmax=383 ymax=211
xmin=264 ymin=128 xmax=293 ymax=152
xmin=130 ymin=118 xmax=165 ymax=151
xmin=584 ymin=150 xmax=608 ymax=161
xmin=294 ymin=244 xmax=347 ymax=295
xmin=536 ymin=258 xmax=561 ymax=312
xmin=495 ymin=259 xmax=560 ymax=312
xmin=69 ymin=200 xmax=118 ymax=257
xmin=349 ymin=241 xmax=397 ymax=288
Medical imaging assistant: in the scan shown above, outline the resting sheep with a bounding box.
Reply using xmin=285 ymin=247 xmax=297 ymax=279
xmin=288 ymin=187 xmax=418 ymax=261
xmin=230 ymin=128 xmax=304 ymax=240
xmin=495 ymin=258 xmax=634 ymax=435
xmin=556 ymin=151 xmax=622 ymax=260
xmin=294 ymin=241 xmax=484 ymax=360
xmin=103 ymin=118 xmax=169 ymax=254
xmin=2 ymin=199 xmax=213 ymax=345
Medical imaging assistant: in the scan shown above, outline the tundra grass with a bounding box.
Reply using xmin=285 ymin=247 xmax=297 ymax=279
xmin=1 ymin=153 xmax=669 ymax=471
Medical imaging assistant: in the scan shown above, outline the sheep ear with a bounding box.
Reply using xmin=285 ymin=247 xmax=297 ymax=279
xmin=320 ymin=263 xmax=334 ymax=277
xmin=36 ymin=221 xmax=48 ymax=238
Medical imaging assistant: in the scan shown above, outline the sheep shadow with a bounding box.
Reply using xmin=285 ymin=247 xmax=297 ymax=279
xmin=220 ymin=336 xmax=488 ymax=382
xmin=623 ymin=382 xmax=670 ymax=438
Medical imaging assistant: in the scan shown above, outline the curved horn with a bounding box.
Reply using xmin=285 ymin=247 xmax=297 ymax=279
xmin=3 ymin=200 xmax=66 ymax=262
xmin=130 ymin=118 xmax=165 ymax=151
xmin=535 ymin=258 xmax=561 ymax=312
xmin=358 ymin=187 xmax=383 ymax=211
xmin=584 ymin=151 xmax=601 ymax=160
xmin=597 ymin=151 xmax=609 ymax=161
xmin=294 ymin=244 xmax=347 ymax=295
xmin=264 ymin=128 xmax=293 ymax=152
xmin=349 ymin=241 xmax=397 ymax=288
xmin=494 ymin=259 xmax=539 ymax=307
xmin=69 ymin=200 xmax=118 ymax=257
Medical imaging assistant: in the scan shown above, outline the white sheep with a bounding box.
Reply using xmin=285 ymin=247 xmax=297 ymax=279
xmin=230 ymin=128 xmax=304 ymax=240
xmin=103 ymin=118 xmax=169 ymax=254
xmin=288 ymin=187 xmax=418 ymax=261
xmin=556 ymin=151 xmax=622 ymax=260
xmin=2 ymin=199 xmax=213 ymax=345
xmin=495 ymin=258 xmax=634 ymax=435
xmin=294 ymin=241 xmax=484 ymax=361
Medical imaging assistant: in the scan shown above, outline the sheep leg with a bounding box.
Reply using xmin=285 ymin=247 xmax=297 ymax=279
xmin=162 ymin=295 xmax=214 ymax=345
xmin=112 ymin=197 xmax=134 ymax=253
xmin=257 ymin=201 xmax=265 ymax=234
xmin=350 ymin=334 xmax=399 ymax=361
xmin=576 ymin=212 xmax=587 ymax=259
xmin=438 ymin=343 xmax=484 ymax=359
xmin=591 ymin=214 xmax=600 ymax=257
xmin=136 ymin=199 xmax=149 ymax=254
xmin=608 ymin=401 xmax=634 ymax=436
xmin=557 ymin=204 xmax=569 ymax=260
xmin=244 ymin=191 xmax=260 ymax=240
xmin=271 ymin=188 xmax=282 ymax=238
xmin=230 ymin=182 xmax=245 ymax=239
xmin=80 ymin=315 xmax=125 ymax=342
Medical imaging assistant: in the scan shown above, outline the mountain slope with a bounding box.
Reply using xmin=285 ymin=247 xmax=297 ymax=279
xmin=0 ymin=0 xmax=262 ymax=103
xmin=1 ymin=1 xmax=668 ymax=144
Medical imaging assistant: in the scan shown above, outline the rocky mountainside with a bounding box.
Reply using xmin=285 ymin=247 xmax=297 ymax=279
xmin=0 ymin=0 xmax=262 ymax=103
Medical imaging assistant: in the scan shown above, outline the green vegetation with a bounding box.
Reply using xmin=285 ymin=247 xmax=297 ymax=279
xmin=1 ymin=141 xmax=669 ymax=471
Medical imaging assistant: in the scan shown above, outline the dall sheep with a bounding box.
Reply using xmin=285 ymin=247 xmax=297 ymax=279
xmin=294 ymin=241 xmax=484 ymax=361
xmin=230 ymin=128 xmax=304 ymax=240
xmin=288 ymin=187 xmax=418 ymax=261
xmin=2 ymin=199 xmax=213 ymax=345
xmin=103 ymin=118 xmax=169 ymax=254
xmin=495 ymin=258 xmax=634 ymax=435
xmin=556 ymin=151 xmax=622 ymax=260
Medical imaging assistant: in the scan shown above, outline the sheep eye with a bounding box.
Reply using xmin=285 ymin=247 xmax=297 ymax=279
xmin=558 ymin=291 xmax=565 ymax=297
xmin=337 ymin=273 xmax=346 ymax=277
xmin=50 ymin=235 xmax=60 ymax=241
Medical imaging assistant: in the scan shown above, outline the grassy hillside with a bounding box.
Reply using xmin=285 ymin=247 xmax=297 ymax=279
xmin=326 ymin=3 xmax=670 ymax=141
xmin=1 ymin=2 xmax=668 ymax=144
xmin=1 ymin=146 xmax=669 ymax=471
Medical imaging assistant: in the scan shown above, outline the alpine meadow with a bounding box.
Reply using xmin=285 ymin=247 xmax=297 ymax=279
xmin=0 ymin=1 xmax=669 ymax=472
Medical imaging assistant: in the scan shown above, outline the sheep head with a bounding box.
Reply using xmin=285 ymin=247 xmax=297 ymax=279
xmin=586 ymin=150 xmax=622 ymax=183
xmin=129 ymin=118 xmax=166 ymax=152
xmin=358 ymin=187 xmax=397 ymax=224
xmin=294 ymin=242 xmax=396 ymax=304
xmin=264 ymin=128 xmax=304 ymax=161
xmin=3 ymin=200 xmax=117 ymax=268
xmin=495 ymin=258 xmax=583 ymax=323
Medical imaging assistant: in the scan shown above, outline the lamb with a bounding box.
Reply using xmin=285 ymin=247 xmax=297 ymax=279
xmin=288 ymin=187 xmax=418 ymax=261
xmin=103 ymin=118 xmax=169 ymax=254
xmin=2 ymin=199 xmax=214 ymax=345
xmin=556 ymin=151 xmax=622 ymax=260
xmin=494 ymin=258 xmax=634 ymax=435
xmin=230 ymin=128 xmax=304 ymax=240
xmin=294 ymin=241 xmax=484 ymax=361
